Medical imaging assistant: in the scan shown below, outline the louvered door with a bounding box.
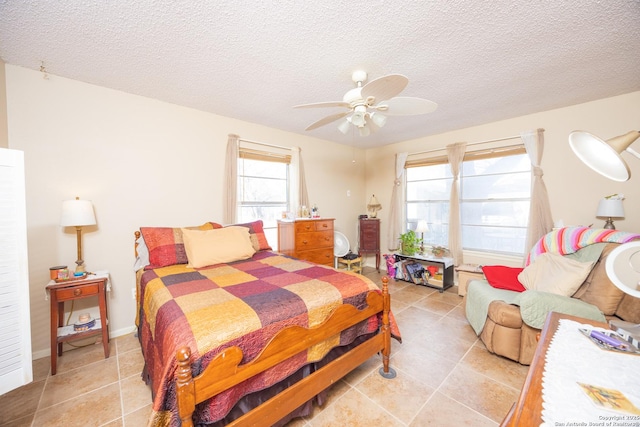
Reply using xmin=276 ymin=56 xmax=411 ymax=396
xmin=0 ymin=148 xmax=32 ymax=395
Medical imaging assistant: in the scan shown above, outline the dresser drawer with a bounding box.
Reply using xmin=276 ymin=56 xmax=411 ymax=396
xmin=314 ymin=220 xmax=333 ymax=232
xmin=294 ymin=220 xmax=334 ymax=233
xmin=295 ymin=230 xmax=333 ymax=249
xmin=55 ymin=282 xmax=100 ymax=300
xmin=300 ymin=248 xmax=334 ymax=265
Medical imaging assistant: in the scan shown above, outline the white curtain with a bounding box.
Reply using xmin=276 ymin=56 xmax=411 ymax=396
xmin=290 ymin=147 xmax=309 ymax=214
xmin=521 ymin=128 xmax=553 ymax=253
xmin=387 ymin=152 xmax=408 ymax=250
xmin=446 ymin=142 xmax=467 ymax=265
xmin=223 ymin=134 xmax=239 ymax=224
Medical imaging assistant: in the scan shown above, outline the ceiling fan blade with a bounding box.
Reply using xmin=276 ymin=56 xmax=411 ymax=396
xmin=377 ymin=97 xmax=438 ymax=116
xmin=294 ymin=101 xmax=351 ymax=109
xmin=305 ymin=111 xmax=351 ymax=131
xmin=361 ymin=74 xmax=408 ymax=103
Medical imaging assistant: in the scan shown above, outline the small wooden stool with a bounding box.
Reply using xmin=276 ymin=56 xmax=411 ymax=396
xmin=337 ymin=257 xmax=363 ymax=274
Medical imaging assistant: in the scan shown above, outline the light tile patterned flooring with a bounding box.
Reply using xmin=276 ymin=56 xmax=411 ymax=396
xmin=0 ymin=267 xmax=529 ymax=426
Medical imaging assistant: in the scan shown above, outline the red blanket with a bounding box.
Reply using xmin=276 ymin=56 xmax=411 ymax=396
xmin=138 ymin=251 xmax=398 ymax=426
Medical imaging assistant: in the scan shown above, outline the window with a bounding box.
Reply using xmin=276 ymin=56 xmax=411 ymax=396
xmin=237 ymin=148 xmax=290 ymax=246
xmin=406 ymin=148 xmax=531 ymax=255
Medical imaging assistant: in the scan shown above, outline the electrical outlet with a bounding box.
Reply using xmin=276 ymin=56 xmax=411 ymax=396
xmin=131 ymin=287 xmax=136 ymax=300
xmin=347 ymin=190 xmax=351 ymax=197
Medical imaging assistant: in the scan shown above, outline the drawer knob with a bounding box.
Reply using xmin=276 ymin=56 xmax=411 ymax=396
xmin=302 ymin=240 xmax=308 ymax=244
xmin=322 ymin=224 xmax=327 ymax=228
xmin=73 ymin=288 xmax=81 ymax=296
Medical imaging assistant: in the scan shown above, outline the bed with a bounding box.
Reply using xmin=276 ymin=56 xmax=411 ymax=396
xmin=134 ymin=220 xmax=400 ymax=426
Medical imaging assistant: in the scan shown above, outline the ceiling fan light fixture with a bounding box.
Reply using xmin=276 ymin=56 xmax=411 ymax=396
xmin=337 ymin=118 xmax=351 ymax=134
xmin=370 ymin=112 xmax=387 ymax=128
xmin=359 ymin=126 xmax=371 ymax=137
xmin=351 ymin=105 xmax=367 ymax=127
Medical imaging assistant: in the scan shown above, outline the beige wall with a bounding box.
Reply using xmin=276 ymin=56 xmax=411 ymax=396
xmin=5 ymin=65 xmax=367 ymax=358
xmin=6 ymin=61 xmax=640 ymax=359
xmin=0 ymin=58 xmax=8 ymax=148
xmin=366 ymin=91 xmax=640 ymax=267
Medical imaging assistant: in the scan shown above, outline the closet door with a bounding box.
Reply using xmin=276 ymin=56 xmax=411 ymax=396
xmin=0 ymin=148 xmax=32 ymax=395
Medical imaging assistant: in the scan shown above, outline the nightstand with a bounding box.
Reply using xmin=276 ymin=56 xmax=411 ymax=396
xmin=46 ymin=275 xmax=109 ymax=375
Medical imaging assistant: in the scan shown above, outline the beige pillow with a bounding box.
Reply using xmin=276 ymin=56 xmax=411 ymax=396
xmin=181 ymin=226 xmax=256 ymax=268
xmin=518 ymin=252 xmax=594 ymax=296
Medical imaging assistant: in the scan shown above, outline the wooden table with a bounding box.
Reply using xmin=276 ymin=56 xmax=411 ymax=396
xmin=500 ymin=312 xmax=609 ymax=427
xmin=46 ymin=276 xmax=109 ymax=375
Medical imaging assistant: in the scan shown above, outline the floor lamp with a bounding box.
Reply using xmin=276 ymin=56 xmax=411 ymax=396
xmin=605 ymin=241 xmax=640 ymax=343
xmin=60 ymin=197 xmax=96 ymax=274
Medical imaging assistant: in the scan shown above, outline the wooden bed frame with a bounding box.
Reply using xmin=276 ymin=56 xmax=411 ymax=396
xmin=134 ymin=231 xmax=396 ymax=427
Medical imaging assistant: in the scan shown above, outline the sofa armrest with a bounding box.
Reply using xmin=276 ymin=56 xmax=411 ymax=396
xmin=519 ymin=290 xmax=606 ymax=329
xmin=487 ymin=300 xmax=523 ymax=329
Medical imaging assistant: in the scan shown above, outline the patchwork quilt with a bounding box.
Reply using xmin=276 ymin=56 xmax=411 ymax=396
xmin=137 ymin=250 xmax=398 ymax=426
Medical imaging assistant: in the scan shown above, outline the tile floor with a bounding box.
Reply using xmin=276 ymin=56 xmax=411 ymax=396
xmin=0 ymin=267 xmax=530 ymax=426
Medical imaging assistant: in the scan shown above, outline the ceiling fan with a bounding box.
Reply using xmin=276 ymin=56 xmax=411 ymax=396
xmin=294 ymin=70 xmax=437 ymax=137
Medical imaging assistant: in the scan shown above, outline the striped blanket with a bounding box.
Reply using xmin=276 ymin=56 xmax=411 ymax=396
xmin=137 ymin=250 xmax=399 ymax=426
xmin=526 ymin=226 xmax=640 ymax=265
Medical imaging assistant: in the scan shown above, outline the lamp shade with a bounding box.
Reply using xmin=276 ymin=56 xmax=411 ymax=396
xmin=60 ymin=198 xmax=96 ymax=227
xmin=596 ymin=199 xmax=624 ymax=219
xmin=415 ymin=220 xmax=429 ymax=233
xmin=569 ymin=130 xmax=640 ymax=182
xmin=605 ymin=241 xmax=640 ymax=298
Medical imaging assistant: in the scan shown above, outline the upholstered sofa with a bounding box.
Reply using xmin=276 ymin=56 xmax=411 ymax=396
xmin=463 ymin=242 xmax=640 ymax=365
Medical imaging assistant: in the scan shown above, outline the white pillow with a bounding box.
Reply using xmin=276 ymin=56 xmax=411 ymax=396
xmin=182 ymin=226 xmax=256 ymax=268
xmin=518 ymin=252 xmax=594 ymax=296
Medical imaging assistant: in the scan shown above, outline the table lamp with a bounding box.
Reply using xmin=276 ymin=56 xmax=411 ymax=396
xmin=60 ymin=197 xmax=96 ymax=273
xmin=595 ymin=197 xmax=624 ymax=230
xmin=415 ymin=220 xmax=429 ymax=254
xmin=367 ymin=194 xmax=381 ymax=218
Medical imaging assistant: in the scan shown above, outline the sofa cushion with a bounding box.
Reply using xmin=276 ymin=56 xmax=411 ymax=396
xmin=482 ymin=265 xmax=526 ymax=292
xmin=615 ymin=294 xmax=640 ymax=323
xmin=573 ymin=243 xmax=625 ymax=315
xmin=518 ymin=252 xmax=594 ymax=296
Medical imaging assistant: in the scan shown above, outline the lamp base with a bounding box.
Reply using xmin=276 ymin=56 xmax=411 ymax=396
xmin=603 ymin=218 xmax=616 ymax=230
xmin=75 ymin=260 xmax=86 ymax=274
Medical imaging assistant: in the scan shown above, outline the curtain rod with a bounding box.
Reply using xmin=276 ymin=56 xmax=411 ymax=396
xmin=408 ymin=134 xmax=524 ymax=157
xmin=239 ymin=138 xmax=291 ymax=151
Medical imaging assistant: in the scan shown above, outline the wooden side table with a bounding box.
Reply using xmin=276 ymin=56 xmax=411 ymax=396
xmin=46 ymin=276 xmax=109 ymax=375
xmin=337 ymin=256 xmax=363 ymax=274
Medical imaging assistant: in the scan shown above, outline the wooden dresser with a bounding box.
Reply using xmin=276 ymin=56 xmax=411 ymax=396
xmin=359 ymin=218 xmax=380 ymax=271
xmin=277 ymin=218 xmax=334 ymax=266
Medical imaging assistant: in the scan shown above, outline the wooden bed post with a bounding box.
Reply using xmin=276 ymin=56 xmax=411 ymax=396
xmin=378 ymin=276 xmax=396 ymax=379
xmin=134 ymin=231 xmax=140 ymax=258
xmin=176 ymin=347 xmax=196 ymax=427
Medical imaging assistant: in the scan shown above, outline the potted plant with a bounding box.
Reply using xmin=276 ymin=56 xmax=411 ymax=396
xmin=431 ymin=245 xmax=447 ymax=258
xmin=399 ymin=230 xmax=421 ymax=256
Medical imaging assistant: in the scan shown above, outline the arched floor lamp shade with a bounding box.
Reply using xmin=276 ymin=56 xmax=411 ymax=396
xmin=605 ymin=241 xmax=640 ymax=299
xmin=569 ymin=130 xmax=640 ymax=182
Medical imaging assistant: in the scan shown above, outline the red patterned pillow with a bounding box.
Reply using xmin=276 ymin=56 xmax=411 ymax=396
xmin=228 ymin=220 xmax=272 ymax=251
xmin=481 ymin=265 xmax=526 ymax=292
xmin=141 ymin=222 xmax=222 ymax=269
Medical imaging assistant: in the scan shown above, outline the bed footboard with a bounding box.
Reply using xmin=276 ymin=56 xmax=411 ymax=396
xmin=175 ymin=276 xmax=394 ymax=427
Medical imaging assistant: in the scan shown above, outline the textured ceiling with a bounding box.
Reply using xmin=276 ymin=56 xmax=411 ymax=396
xmin=1 ymin=1 xmax=639 ymax=148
